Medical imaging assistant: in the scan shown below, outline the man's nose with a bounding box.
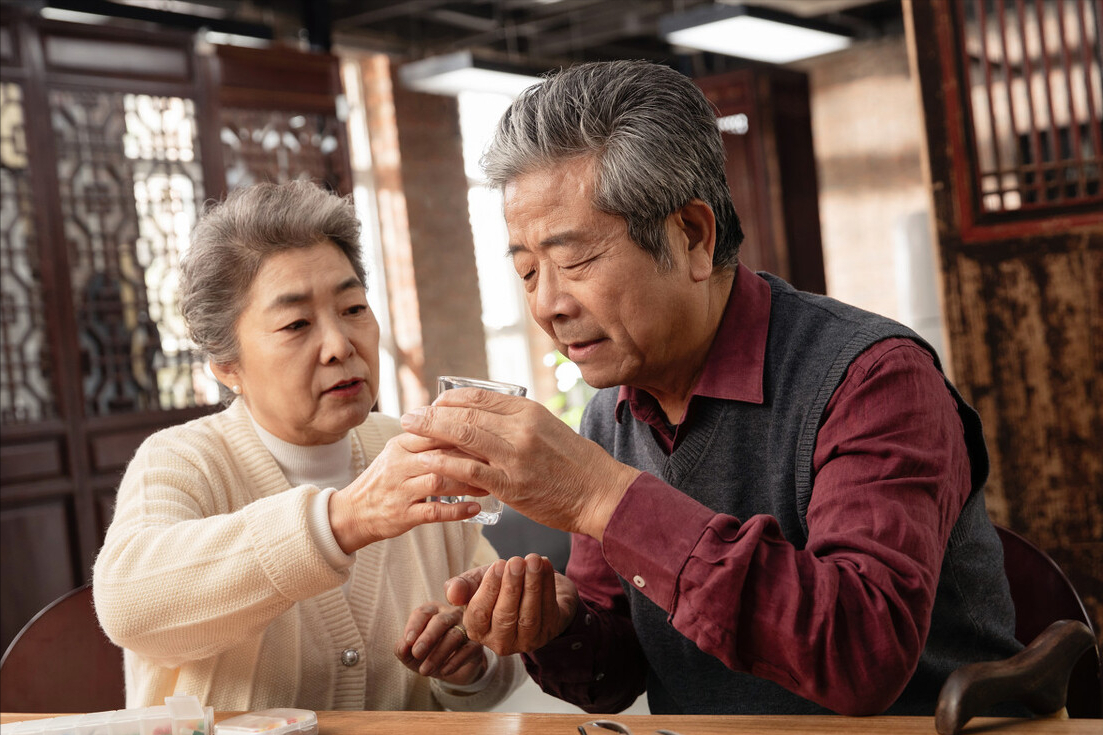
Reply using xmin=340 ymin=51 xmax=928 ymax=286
xmin=531 ymin=270 xmax=574 ymax=322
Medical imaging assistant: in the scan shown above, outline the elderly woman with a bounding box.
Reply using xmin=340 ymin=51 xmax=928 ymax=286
xmin=92 ymin=181 xmax=522 ymax=710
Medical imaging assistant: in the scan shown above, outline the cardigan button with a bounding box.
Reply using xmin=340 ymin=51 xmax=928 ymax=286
xmin=632 ymin=575 xmax=646 ymax=588
xmin=341 ymin=648 xmax=360 ymax=666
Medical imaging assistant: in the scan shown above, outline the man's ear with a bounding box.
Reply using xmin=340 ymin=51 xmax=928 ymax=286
xmin=672 ymin=199 xmax=717 ymax=282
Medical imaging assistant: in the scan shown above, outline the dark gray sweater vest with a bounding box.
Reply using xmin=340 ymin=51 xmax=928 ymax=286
xmin=579 ymin=273 xmax=1021 ymax=715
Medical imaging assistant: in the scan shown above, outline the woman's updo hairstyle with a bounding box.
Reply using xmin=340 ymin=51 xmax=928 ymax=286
xmin=181 ymin=180 xmax=364 ymax=367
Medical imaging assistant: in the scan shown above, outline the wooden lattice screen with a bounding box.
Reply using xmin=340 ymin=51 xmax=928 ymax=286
xmin=0 ymin=12 xmax=352 ymax=653
xmin=944 ymin=0 xmax=1102 ymax=240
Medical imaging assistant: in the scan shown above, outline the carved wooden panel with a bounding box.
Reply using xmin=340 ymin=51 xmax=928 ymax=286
xmin=220 ymin=108 xmax=347 ymax=192
xmin=51 ymin=88 xmax=213 ymax=415
xmin=1 ymin=81 xmax=55 ymax=425
xmin=0 ymin=499 xmax=79 ymax=647
xmin=0 ymin=15 xmax=354 ymax=654
xmin=0 ymin=16 xmax=214 ymax=654
xmin=211 ymin=43 xmax=351 ymax=196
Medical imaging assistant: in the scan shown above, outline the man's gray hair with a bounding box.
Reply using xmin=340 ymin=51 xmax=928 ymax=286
xmin=181 ymin=180 xmax=365 ymax=366
xmin=481 ymin=59 xmax=743 ymax=269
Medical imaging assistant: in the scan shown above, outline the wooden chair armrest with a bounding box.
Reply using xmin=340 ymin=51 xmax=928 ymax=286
xmin=935 ymin=619 xmax=1098 ymax=735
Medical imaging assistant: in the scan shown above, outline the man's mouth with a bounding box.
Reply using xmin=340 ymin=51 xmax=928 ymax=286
xmin=565 ymin=339 xmax=604 ymax=360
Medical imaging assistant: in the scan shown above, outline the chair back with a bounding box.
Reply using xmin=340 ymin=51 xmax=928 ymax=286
xmin=995 ymin=525 xmax=1102 ymax=718
xmin=0 ymin=584 xmax=125 ymax=712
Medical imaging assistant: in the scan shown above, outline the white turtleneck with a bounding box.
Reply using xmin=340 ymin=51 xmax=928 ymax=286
xmin=248 ymin=410 xmax=356 ymax=571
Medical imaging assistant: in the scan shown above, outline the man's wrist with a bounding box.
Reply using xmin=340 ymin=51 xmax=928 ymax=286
xmin=581 ymin=464 xmax=641 ymax=542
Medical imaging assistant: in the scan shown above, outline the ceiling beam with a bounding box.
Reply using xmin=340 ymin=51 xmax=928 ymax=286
xmin=334 ymin=0 xmax=455 ymax=28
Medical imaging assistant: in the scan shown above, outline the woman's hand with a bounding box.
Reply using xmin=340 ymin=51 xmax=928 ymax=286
xmin=395 ymin=602 xmax=488 ymax=686
xmin=328 ymin=433 xmax=483 ymax=552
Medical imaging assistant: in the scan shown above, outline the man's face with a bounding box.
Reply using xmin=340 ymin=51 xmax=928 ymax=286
xmin=505 ymin=157 xmax=710 ymax=396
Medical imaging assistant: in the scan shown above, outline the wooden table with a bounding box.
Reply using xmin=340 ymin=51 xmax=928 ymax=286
xmin=3 ymin=711 xmax=1100 ymax=734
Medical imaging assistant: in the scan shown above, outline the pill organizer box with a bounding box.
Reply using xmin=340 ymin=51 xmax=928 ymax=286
xmin=0 ymin=695 xmax=212 ymax=735
xmin=213 ymin=709 xmax=317 ymax=735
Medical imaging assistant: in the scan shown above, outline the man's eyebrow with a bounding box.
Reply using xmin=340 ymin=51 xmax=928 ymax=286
xmin=267 ymin=277 xmax=364 ymax=309
xmin=506 ymin=232 xmax=582 ymax=258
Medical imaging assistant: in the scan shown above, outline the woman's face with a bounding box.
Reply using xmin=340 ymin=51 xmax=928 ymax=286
xmin=213 ymin=240 xmax=381 ymax=446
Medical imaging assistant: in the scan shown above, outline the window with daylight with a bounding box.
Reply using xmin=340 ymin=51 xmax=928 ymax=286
xmin=458 ymin=91 xmax=535 ymax=392
xmin=954 ymin=0 xmax=1101 ymax=226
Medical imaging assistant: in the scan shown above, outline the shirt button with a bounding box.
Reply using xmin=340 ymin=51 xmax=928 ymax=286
xmin=595 ymin=672 xmax=605 ymax=681
xmin=633 ymin=575 xmax=646 ymax=588
xmin=570 ymin=641 xmax=583 ymax=651
xmin=340 ymin=648 xmax=360 ymax=666
xmin=584 ymin=613 xmax=593 ymax=625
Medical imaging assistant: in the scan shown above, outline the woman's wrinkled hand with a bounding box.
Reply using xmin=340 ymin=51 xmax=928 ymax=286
xmin=328 ymin=432 xmax=484 ymax=552
xmin=394 ymin=601 xmax=487 ymax=686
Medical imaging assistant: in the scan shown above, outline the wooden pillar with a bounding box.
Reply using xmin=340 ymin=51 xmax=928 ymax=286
xmin=360 ymin=55 xmax=488 ymax=410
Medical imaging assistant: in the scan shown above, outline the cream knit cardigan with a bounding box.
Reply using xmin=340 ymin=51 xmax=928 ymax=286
xmin=92 ymin=399 xmax=520 ymax=710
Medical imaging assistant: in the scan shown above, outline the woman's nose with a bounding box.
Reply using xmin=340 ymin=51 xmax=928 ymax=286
xmin=321 ymin=321 xmax=355 ymax=364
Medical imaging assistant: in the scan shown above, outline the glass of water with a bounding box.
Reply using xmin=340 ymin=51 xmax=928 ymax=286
xmin=434 ymin=375 xmax=527 ymax=525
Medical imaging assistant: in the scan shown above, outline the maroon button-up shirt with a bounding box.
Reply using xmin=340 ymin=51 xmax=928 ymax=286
xmin=523 ymin=266 xmax=973 ymax=714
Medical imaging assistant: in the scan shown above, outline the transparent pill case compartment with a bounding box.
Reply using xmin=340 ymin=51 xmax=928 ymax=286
xmin=212 ymin=710 xmax=317 ymax=735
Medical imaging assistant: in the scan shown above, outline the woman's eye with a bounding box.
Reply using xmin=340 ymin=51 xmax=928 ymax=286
xmin=282 ymin=320 xmax=309 ymax=331
xmin=346 ymin=304 xmax=367 ymax=316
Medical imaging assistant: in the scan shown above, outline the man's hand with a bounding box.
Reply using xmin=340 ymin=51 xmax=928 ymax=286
xmin=446 ymin=554 xmax=579 ymax=657
xmin=400 ymin=389 xmax=641 ymax=540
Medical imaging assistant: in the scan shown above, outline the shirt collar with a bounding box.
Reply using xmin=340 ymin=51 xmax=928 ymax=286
xmin=615 ymin=263 xmax=770 ymax=424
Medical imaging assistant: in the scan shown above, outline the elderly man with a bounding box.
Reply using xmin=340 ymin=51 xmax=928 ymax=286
xmin=401 ymin=60 xmax=1020 ymax=716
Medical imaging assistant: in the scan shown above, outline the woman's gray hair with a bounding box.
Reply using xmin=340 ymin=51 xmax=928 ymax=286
xmin=181 ymin=180 xmax=364 ymax=366
xmin=481 ymin=59 xmax=743 ymax=270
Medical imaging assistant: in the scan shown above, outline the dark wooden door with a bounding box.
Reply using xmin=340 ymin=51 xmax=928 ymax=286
xmin=0 ymin=12 xmax=351 ymax=653
xmin=696 ymin=66 xmax=827 ymax=294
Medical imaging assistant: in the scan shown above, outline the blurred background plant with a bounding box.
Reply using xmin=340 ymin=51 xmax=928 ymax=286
xmin=542 ymin=350 xmax=595 ymax=431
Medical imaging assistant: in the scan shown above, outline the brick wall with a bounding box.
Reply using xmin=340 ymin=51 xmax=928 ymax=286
xmin=801 ymin=36 xmax=942 ymax=353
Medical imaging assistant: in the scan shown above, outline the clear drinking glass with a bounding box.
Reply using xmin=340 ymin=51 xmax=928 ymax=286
xmin=435 ymin=375 xmax=527 ymax=524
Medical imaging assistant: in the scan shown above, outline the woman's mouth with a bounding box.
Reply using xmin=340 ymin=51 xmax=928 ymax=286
xmin=324 ymin=379 xmax=364 ymax=397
